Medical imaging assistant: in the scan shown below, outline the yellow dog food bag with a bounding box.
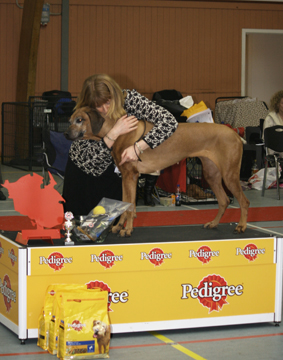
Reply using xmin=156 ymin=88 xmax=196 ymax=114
xmin=38 ymin=284 xmax=91 ymax=351
xmin=48 ymin=287 xmax=100 ymax=356
xmin=58 ymin=291 xmax=110 ymax=359
xmin=38 ymin=284 xmax=87 ymax=351
xmin=49 ymin=292 xmax=64 ymax=355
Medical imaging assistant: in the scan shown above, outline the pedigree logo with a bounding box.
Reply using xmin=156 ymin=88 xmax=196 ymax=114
xmin=0 ymin=242 xmax=3 ymax=259
xmin=181 ymin=274 xmax=244 ymax=313
xmin=236 ymin=243 xmax=265 ymax=262
xmin=8 ymin=249 xmax=17 ymax=267
xmin=90 ymin=250 xmax=123 ymax=269
xmin=0 ymin=274 xmax=16 ymax=312
xmin=39 ymin=252 xmax=73 ymax=271
xmin=140 ymin=247 xmax=172 ymax=266
xmin=189 ymin=245 xmax=219 ymax=264
xmin=86 ymin=280 xmax=129 ymax=312
xmin=68 ymin=320 xmax=86 ymax=331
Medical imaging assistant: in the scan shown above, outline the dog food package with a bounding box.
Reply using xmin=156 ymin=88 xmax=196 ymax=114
xmin=58 ymin=291 xmax=110 ymax=359
xmin=49 ymin=292 xmax=65 ymax=355
xmin=75 ymin=197 xmax=133 ymax=242
xmin=38 ymin=284 xmax=92 ymax=351
xmin=44 ymin=285 xmax=99 ymax=355
xmin=38 ymin=309 xmax=49 ymax=351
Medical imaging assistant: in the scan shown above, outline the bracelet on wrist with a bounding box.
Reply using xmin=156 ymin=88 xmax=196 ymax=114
xmin=105 ymin=133 xmax=116 ymax=142
xmin=134 ymin=143 xmax=142 ymax=162
xmin=135 ymin=141 xmax=143 ymax=154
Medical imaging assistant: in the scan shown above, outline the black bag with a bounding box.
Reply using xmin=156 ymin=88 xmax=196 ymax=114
xmin=42 ymin=90 xmax=72 ymax=111
xmin=152 ymin=89 xmax=183 ymax=101
xmin=152 ymin=89 xmax=187 ymax=123
xmin=55 ymin=98 xmax=76 ymax=117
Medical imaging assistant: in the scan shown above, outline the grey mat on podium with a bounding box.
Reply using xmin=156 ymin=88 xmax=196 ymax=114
xmin=0 ymin=224 xmax=274 ymax=247
xmin=104 ymin=223 xmax=273 ymax=244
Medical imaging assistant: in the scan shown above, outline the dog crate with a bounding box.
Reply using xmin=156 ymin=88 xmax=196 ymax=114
xmin=185 ymin=157 xmax=216 ymax=203
xmin=156 ymin=157 xmax=233 ymax=205
xmin=1 ymin=102 xmax=36 ymax=171
xmin=186 ymin=157 xmax=233 ymax=204
xmin=1 ymin=95 xmax=76 ymax=171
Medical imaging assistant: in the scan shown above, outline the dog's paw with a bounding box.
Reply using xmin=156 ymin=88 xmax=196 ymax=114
xmin=118 ymin=229 xmax=126 ymax=237
xmin=112 ymin=223 xmax=123 ymax=234
xmin=234 ymin=224 xmax=246 ymax=233
xmin=125 ymin=229 xmax=133 ymax=237
xmin=203 ymin=221 xmax=218 ymax=229
xmin=118 ymin=229 xmax=133 ymax=237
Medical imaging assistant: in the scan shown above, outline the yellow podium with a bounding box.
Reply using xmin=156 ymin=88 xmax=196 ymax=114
xmin=0 ymin=224 xmax=282 ymax=343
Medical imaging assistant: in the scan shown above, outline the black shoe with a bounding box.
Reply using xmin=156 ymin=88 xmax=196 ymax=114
xmin=144 ymin=189 xmax=155 ymax=206
xmin=143 ymin=175 xmax=158 ymax=206
xmin=0 ymin=190 xmax=6 ymax=200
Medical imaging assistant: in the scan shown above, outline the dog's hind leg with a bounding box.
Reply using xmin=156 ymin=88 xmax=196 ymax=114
xmin=200 ymin=157 xmax=230 ymax=229
xmin=222 ymin=166 xmax=250 ymax=233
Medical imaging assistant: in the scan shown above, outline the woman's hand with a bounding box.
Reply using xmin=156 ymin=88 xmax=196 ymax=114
xmin=108 ymin=115 xmax=138 ymax=140
xmin=119 ymin=140 xmax=149 ymax=165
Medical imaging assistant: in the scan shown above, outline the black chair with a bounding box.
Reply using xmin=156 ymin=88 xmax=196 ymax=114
xmin=241 ymin=126 xmax=264 ymax=180
xmin=261 ymin=125 xmax=283 ymax=199
xmin=244 ymin=125 xmax=265 ymax=169
xmin=40 ymin=128 xmax=72 ymax=193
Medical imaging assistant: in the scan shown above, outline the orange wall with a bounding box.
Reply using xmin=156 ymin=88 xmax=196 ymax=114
xmin=66 ymin=0 xmax=283 ymax=109
xmin=1 ymin=0 xmax=283 ymax=136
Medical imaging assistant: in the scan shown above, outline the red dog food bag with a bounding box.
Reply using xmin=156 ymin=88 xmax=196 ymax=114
xmin=58 ymin=291 xmax=110 ymax=359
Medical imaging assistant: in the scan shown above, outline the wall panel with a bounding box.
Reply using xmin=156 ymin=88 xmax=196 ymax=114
xmin=36 ymin=4 xmax=62 ymax=92
xmin=1 ymin=0 xmax=283 ymax=144
xmin=0 ymin=2 xmax=22 ymax=102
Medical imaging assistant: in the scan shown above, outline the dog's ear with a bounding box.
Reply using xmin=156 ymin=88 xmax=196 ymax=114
xmin=87 ymin=109 xmax=105 ymax=135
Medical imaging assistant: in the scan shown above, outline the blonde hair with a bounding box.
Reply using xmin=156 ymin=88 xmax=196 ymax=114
xmin=76 ymin=74 xmax=126 ymax=121
xmin=269 ymin=90 xmax=283 ymax=113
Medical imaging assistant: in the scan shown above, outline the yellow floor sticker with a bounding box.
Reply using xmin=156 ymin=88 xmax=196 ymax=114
xmin=150 ymin=331 xmax=207 ymax=360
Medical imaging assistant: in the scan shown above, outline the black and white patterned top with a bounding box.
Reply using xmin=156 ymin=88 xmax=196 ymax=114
xmin=69 ymin=89 xmax=178 ymax=177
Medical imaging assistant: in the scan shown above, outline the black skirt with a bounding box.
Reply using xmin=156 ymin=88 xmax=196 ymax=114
xmin=62 ymin=157 xmax=122 ymax=216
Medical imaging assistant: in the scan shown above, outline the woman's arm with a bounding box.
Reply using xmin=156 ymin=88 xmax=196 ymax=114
xmin=124 ymin=89 xmax=178 ymax=149
xmin=69 ymin=115 xmax=139 ymax=175
xmin=103 ymin=115 xmax=138 ymax=149
xmin=263 ymin=112 xmax=277 ymax=139
xmin=119 ymin=89 xmax=178 ymax=164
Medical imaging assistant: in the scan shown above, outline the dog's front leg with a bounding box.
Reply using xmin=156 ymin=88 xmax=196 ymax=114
xmin=112 ymin=211 xmax=128 ymax=235
xmin=112 ymin=164 xmax=139 ymax=237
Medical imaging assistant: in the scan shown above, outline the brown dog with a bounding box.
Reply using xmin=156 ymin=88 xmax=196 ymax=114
xmin=92 ymin=320 xmax=111 ymax=354
xmin=65 ymin=107 xmax=250 ymax=237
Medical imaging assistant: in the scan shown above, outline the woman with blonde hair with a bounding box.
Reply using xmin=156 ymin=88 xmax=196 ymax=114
xmin=63 ymin=74 xmax=178 ymax=214
xmin=263 ymin=90 xmax=283 ymax=157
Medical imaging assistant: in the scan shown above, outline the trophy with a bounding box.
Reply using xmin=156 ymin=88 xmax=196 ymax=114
xmin=64 ymin=212 xmax=75 ymax=246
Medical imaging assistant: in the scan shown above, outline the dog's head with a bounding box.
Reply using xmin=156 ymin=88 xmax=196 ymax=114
xmin=64 ymin=106 xmax=105 ymax=141
xmin=92 ymin=320 xmax=106 ymax=338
